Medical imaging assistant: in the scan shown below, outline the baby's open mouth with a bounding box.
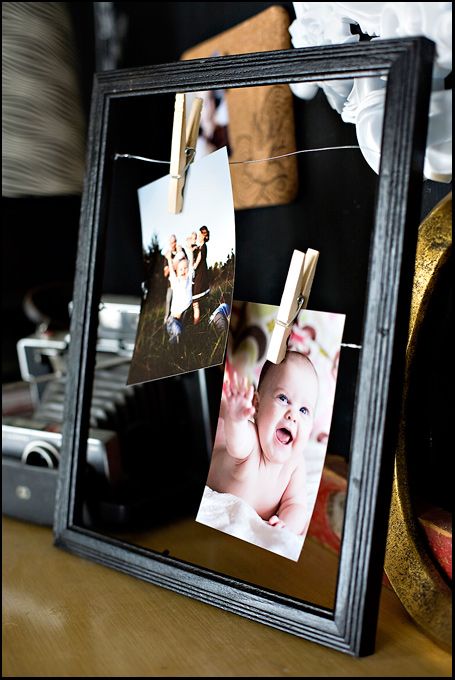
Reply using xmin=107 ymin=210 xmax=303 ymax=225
xmin=276 ymin=427 xmax=293 ymax=445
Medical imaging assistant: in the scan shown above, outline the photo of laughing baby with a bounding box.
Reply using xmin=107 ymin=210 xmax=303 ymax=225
xmin=196 ymin=302 xmax=345 ymax=561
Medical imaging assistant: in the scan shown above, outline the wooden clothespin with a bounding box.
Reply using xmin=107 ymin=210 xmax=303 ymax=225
xmin=266 ymin=248 xmax=319 ymax=364
xmin=168 ymin=93 xmax=203 ymax=213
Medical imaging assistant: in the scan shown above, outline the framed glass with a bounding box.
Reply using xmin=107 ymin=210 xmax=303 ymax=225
xmin=54 ymin=37 xmax=434 ymax=656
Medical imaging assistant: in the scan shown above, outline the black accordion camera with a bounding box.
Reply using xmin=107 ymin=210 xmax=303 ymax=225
xmin=2 ymin=296 xmax=215 ymax=528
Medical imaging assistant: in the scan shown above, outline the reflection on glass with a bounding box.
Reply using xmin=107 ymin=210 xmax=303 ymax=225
xmin=72 ymin=85 xmax=380 ymax=612
xmin=84 ymin=338 xmax=211 ymax=532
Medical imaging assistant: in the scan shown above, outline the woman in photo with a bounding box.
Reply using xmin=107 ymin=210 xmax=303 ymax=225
xmin=192 ymin=225 xmax=211 ymax=324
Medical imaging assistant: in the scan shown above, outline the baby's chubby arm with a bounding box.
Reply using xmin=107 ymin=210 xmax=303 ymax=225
xmin=268 ymin=458 xmax=308 ymax=535
xmin=222 ymin=371 xmax=258 ymax=462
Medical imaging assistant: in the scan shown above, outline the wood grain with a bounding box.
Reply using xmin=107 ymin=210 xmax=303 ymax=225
xmin=3 ymin=518 xmax=451 ymax=677
xmin=106 ymin=516 xmax=338 ymax=610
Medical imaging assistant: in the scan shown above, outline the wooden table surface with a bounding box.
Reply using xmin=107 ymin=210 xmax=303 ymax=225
xmin=2 ymin=516 xmax=451 ymax=677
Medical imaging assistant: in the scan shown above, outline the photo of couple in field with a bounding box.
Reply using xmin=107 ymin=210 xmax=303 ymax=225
xmin=128 ymin=148 xmax=235 ymax=385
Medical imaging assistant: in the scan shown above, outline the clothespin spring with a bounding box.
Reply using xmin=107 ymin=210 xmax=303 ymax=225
xmin=273 ymin=294 xmax=305 ymax=330
xmin=266 ymin=248 xmax=319 ymax=364
xmin=170 ymin=147 xmax=196 ymax=180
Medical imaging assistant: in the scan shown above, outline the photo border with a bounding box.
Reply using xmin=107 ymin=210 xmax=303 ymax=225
xmin=54 ymin=38 xmax=434 ymax=656
xmin=195 ymin=302 xmax=346 ymax=562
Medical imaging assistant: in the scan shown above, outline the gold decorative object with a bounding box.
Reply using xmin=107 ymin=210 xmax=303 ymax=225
xmin=385 ymin=193 xmax=452 ymax=650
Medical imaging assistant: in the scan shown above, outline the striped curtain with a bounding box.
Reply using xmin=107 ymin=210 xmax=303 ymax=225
xmin=2 ymin=2 xmax=86 ymax=197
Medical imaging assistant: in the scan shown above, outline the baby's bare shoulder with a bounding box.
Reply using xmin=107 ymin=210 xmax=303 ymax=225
xmin=280 ymin=454 xmax=307 ymax=491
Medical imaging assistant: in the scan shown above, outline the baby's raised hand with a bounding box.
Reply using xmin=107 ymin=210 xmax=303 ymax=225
xmin=223 ymin=371 xmax=255 ymax=422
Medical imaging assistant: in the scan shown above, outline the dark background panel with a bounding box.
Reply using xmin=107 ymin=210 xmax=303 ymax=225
xmin=2 ymin=2 xmax=450 ymax=471
xmin=3 ymin=2 xmax=448 ymax=382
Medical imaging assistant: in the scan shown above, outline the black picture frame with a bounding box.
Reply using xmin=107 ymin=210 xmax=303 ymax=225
xmin=54 ymin=38 xmax=434 ymax=656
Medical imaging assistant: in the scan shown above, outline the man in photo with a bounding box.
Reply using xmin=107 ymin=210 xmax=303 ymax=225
xmin=192 ymin=226 xmax=211 ymax=325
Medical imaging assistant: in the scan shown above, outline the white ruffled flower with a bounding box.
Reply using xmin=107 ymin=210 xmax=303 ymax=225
xmin=424 ymin=89 xmax=452 ymax=182
xmin=289 ymin=2 xmax=357 ymax=46
xmin=333 ymin=2 xmax=385 ymax=36
xmin=380 ymin=2 xmax=452 ymax=73
xmin=290 ymin=1 xmax=452 ymax=183
xmin=349 ymin=85 xmax=452 ymax=182
xmin=341 ymin=76 xmax=386 ymax=124
xmin=289 ymin=2 xmax=358 ymax=112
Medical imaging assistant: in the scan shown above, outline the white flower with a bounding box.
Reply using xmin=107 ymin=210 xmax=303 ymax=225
xmin=424 ymin=89 xmax=452 ymax=182
xmin=334 ymin=2 xmax=386 ymax=36
xmin=289 ymin=3 xmax=357 ymax=47
xmin=380 ymin=2 xmax=452 ymax=72
xmin=289 ymin=3 xmax=358 ymax=112
xmin=352 ymin=86 xmax=452 ymax=183
xmin=289 ymin=1 xmax=452 ymax=183
xmin=341 ymin=76 xmax=386 ymax=124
